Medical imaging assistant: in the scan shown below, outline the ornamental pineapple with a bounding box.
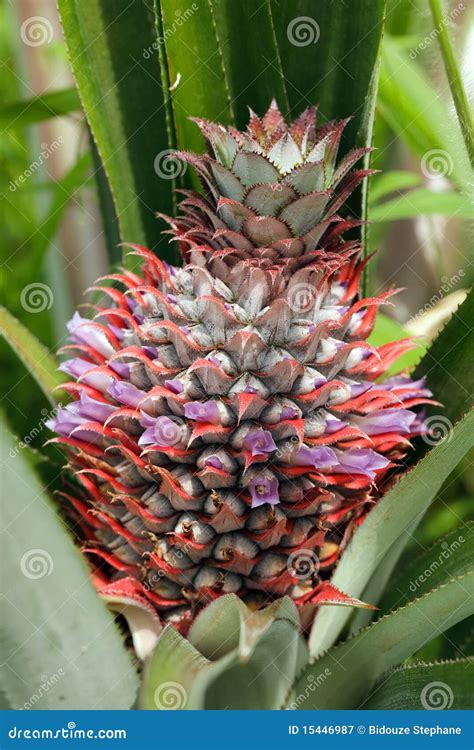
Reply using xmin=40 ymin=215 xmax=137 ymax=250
xmin=48 ymin=101 xmax=433 ymax=635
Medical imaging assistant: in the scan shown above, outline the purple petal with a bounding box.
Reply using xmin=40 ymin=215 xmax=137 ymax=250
xmin=325 ymin=416 xmax=347 ymax=434
xmin=59 ymin=358 xmax=93 ymax=379
xmin=139 ymin=416 xmax=182 ymax=447
xmin=109 ymin=380 xmax=145 ymax=408
xmin=109 ymin=362 xmax=130 ymax=378
xmin=46 ymin=404 xmax=85 ymax=437
xmin=292 ymin=445 xmax=338 ymax=470
xmin=249 ymin=475 xmax=280 ymax=508
xmin=79 ymin=393 xmax=116 ymax=422
xmin=280 ymin=406 xmax=299 ymax=421
xmin=184 ymin=401 xmax=220 ymax=424
xmin=205 ymin=455 xmax=223 ymax=470
xmin=67 ymin=312 xmax=115 ymax=357
xmin=244 ymin=429 xmax=277 ymax=456
xmin=165 ymin=379 xmax=184 ymax=394
xmin=335 ymin=449 xmax=389 ymax=479
xmin=357 ymin=409 xmax=416 ymax=436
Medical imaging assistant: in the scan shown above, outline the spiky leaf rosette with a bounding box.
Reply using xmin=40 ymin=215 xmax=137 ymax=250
xmin=48 ymin=102 xmax=434 ymax=636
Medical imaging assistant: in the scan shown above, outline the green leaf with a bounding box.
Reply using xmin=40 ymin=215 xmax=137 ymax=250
xmin=271 ymin=0 xmax=385 ymax=244
xmin=32 ymin=153 xmax=93 ymax=266
xmin=159 ymin=0 xmax=234 ymax=156
xmin=428 ymin=0 xmax=474 ymax=168
xmin=368 ymin=312 xmax=425 ymax=372
xmin=208 ymin=0 xmax=289 ymax=127
xmin=380 ymin=522 xmax=474 ymax=614
xmin=272 ymin=0 xmax=384 ymax=152
xmin=188 ymin=594 xmax=298 ymax=664
xmin=369 ymin=170 xmax=422 ymax=203
xmin=414 ymin=289 xmax=474 ymax=425
xmin=378 ymin=36 xmax=470 ymax=188
xmin=0 ymin=306 xmax=66 ymax=406
xmin=0 ymin=89 xmax=80 ymax=129
xmin=294 ymin=574 xmax=474 ymax=709
xmin=141 ymin=626 xmax=210 ymax=710
xmin=364 ymin=658 xmax=474 ymax=709
xmin=309 ymin=410 xmax=474 ymax=658
xmin=0 ymin=420 xmax=139 ymax=709
xmin=141 ymin=596 xmax=300 ymax=709
xmin=369 ymin=188 xmax=472 ymax=221
xmin=58 ymin=0 xmax=176 ymax=259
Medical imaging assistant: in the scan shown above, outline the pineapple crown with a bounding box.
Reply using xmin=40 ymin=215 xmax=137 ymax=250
xmin=164 ymin=99 xmax=375 ymax=277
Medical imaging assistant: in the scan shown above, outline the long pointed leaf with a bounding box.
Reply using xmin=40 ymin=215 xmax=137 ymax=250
xmin=364 ymin=658 xmax=474 ymax=709
xmin=294 ymin=573 xmax=474 ymax=709
xmin=58 ymin=0 xmax=176 ymax=258
xmin=380 ymin=522 xmax=474 ymax=613
xmin=309 ymin=410 xmax=474 ymax=658
xmin=0 ymin=306 xmax=66 ymax=406
xmin=0 ymin=420 xmax=138 ymax=709
xmin=0 ymin=89 xmax=80 ymax=129
xmin=414 ymin=289 xmax=474 ymax=425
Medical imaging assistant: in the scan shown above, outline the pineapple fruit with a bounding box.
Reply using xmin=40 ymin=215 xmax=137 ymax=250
xmin=48 ymin=101 xmax=433 ymax=637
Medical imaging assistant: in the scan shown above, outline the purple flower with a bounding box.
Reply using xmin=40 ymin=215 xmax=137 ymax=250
xmin=357 ymin=409 xmax=416 ymax=436
xmin=349 ymin=382 xmax=372 ymax=398
xmin=325 ymin=415 xmax=347 ymax=434
xmin=79 ymin=393 xmax=116 ymax=423
xmin=59 ymin=358 xmax=93 ymax=379
xmin=314 ymin=377 xmax=327 ymax=389
xmin=184 ymin=401 xmax=220 ymax=424
xmin=109 ymin=362 xmax=130 ymax=378
xmin=205 ymin=455 xmax=223 ymax=470
xmin=335 ymin=449 xmax=389 ymax=479
xmin=142 ymin=346 xmax=158 ymax=359
xmin=139 ymin=415 xmax=182 ymax=447
xmin=67 ymin=312 xmax=114 ymax=357
xmin=243 ymin=385 xmax=258 ymax=394
xmin=249 ymin=475 xmax=280 ymax=508
xmin=109 ymin=380 xmax=145 ymax=408
xmin=46 ymin=404 xmax=85 ymax=437
xmin=292 ymin=445 xmax=338 ymax=470
xmin=164 ymin=379 xmax=184 ymax=394
xmin=280 ymin=406 xmax=299 ymax=421
xmin=244 ymin=429 xmax=277 ymax=456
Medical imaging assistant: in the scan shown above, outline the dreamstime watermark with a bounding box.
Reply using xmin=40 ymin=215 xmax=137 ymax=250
xmin=421 ymin=681 xmax=454 ymax=710
xmin=22 ymin=669 xmax=65 ymax=710
xmin=9 ymin=138 xmax=64 ymax=193
xmin=287 ymin=16 xmax=320 ymax=47
xmin=20 ymin=16 xmax=54 ymax=47
xmin=8 ymin=724 xmax=127 ymax=740
xmin=410 ymin=3 xmax=465 ymax=58
xmin=154 ymin=149 xmax=187 ymax=179
xmin=287 ymin=282 xmax=318 ymax=313
xmin=20 ymin=282 xmax=54 ymax=313
xmin=154 ymin=681 xmax=188 ymax=709
xmin=409 ymin=269 xmax=465 ymax=325
xmin=287 ymin=668 xmax=332 ymax=709
xmin=20 ymin=548 xmax=54 ymax=580
xmin=287 ymin=548 xmax=320 ymax=580
xmin=143 ymin=4 xmax=199 ymax=59
xmin=421 ymin=149 xmax=453 ymax=179
xmin=409 ymin=535 xmax=465 ymax=593
xmin=422 ymin=415 xmax=454 ymax=446
xmin=9 ymin=405 xmax=62 ymax=458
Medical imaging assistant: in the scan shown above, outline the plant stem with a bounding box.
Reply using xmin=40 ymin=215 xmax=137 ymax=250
xmin=428 ymin=0 xmax=474 ymax=168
